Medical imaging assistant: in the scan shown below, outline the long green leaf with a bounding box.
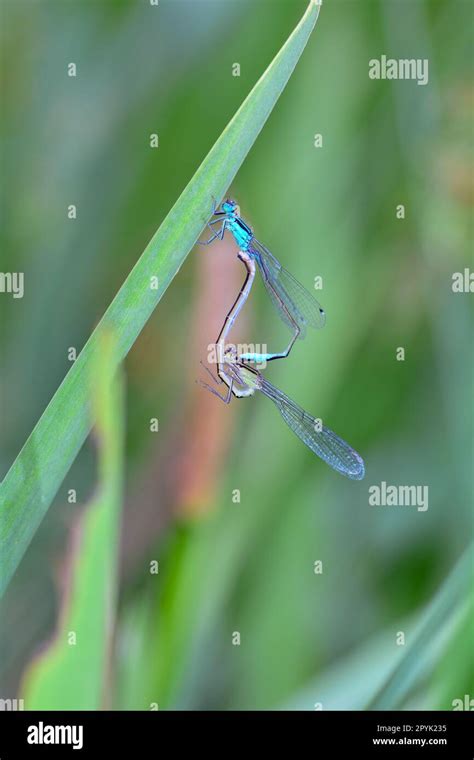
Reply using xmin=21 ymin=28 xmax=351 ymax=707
xmin=281 ymin=548 xmax=473 ymax=711
xmin=366 ymin=545 xmax=473 ymax=710
xmin=20 ymin=332 xmax=124 ymax=709
xmin=0 ymin=1 xmax=322 ymax=597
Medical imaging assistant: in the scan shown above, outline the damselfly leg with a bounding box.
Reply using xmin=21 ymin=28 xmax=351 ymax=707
xmin=198 ymin=220 xmax=226 ymax=246
xmin=198 ymin=377 xmax=234 ymax=404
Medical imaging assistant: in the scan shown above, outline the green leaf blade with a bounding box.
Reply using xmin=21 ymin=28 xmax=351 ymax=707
xmin=20 ymin=332 xmax=125 ymax=710
xmin=0 ymin=1 xmax=321 ymax=597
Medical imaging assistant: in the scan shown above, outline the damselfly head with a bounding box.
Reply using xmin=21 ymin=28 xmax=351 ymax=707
xmin=222 ymin=198 xmax=238 ymax=215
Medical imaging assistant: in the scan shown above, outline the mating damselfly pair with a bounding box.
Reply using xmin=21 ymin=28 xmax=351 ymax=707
xmin=198 ymin=198 xmax=365 ymax=481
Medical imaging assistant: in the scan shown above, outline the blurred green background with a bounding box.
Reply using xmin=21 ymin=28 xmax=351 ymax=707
xmin=1 ymin=0 xmax=472 ymax=710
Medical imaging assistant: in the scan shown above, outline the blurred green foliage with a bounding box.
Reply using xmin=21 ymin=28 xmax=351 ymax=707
xmin=1 ymin=0 xmax=472 ymax=710
xmin=21 ymin=332 xmax=124 ymax=709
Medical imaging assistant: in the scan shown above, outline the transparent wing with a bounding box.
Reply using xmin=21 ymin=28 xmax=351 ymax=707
xmin=260 ymin=378 xmax=365 ymax=480
xmin=251 ymin=239 xmax=326 ymax=335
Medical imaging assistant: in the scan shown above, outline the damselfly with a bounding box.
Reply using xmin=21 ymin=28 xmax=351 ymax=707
xmin=199 ymin=199 xmax=326 ymax=362
xmin=200 ymin=345 xmax=365 ymax=481
xmin=199 ymin=222 xmax=364 ymax=479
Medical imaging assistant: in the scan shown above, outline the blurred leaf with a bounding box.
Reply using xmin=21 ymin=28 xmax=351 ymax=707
xmin=432 ymin=594 xmax=474 ymax=710
xmin=114 ymin=592 xmax=154 ymax=711
xmin=0 ymin=0 xmax=322 ymax=597
xmin=285 ymin=546 xmax=473 ymax=711
xmin=20 ymin=332 xmax=124 ymax=709
xmin=284 ymin=621 xmax=415 ymax=711
xmin=366 ymin=545 xmax=473 ymax=710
